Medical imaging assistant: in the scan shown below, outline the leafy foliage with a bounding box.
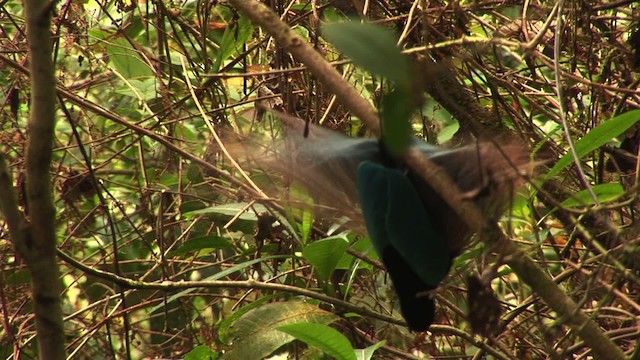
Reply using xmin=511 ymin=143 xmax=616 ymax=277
xmin=1 ymin=0 xmax=639 ymax=358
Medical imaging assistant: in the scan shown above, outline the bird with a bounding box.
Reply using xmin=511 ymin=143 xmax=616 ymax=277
xmin=250 ymin=110 xmax=529 ymax=331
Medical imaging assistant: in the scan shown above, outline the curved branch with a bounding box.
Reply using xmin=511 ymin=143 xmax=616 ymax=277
xmin=56 ymin=249 xmax=405 ymax=327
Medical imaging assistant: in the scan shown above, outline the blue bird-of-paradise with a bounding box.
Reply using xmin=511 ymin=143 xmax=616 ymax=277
xmin=265 ymin=112 xmax=529 ymax=331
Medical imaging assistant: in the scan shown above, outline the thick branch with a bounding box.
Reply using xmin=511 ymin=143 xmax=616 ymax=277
xmin=20 ymin=0 xmax=66 ymax=357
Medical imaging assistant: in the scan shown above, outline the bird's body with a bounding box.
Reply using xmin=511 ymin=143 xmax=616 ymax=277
xmin=264 ymin=112 xmax=528 ymax=331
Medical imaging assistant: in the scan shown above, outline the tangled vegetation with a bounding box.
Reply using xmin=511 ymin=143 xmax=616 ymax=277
xmin=1 ymin=0 xmax=639 ymax=358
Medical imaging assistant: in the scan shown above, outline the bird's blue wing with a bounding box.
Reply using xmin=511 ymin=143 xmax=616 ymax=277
xmin=357 ymin=160 xmax=451 ymax=286
xmin=357 ymin=160 xmax=453 ymax=331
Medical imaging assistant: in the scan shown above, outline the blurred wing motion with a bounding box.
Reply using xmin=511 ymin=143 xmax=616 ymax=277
xmin=275 ymin=112 xmax=528 ymax=252
xmin=246 ymin=111 xmax=530 ymax=330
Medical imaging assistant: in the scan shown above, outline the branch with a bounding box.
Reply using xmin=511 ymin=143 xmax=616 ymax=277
xmin=18 ymin=0 xmax=66 ymax=357
xmin=225 ymin=1 xmax=626 ymax=359
xmin=56 ymin=249 xmax=403 ymax=326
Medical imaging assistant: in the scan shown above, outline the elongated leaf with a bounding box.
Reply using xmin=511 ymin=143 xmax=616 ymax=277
xmin=545 ymin=110 xmax=640 ymax=179
xmin=114 ymin=78 xmax=159 ymax=101
xmin=321 ymin=22 xmax=410 ymax=87
xmin=183 ymin=202 xmax=269 ymax=233
xmin=355 ymin=340 xmax=386 ymax=360
xmin=561 ymin=183 xmax=624 ymax=208
xmin=289 ymin=182 xmax=315 ymax=244
xmin=183 ymin=202 xmax=268 ymax=220
xmin=277 ymin=323 xmax=357 ymax=360
xmin=169 ymin=235 xmax=232 ymax=256
xmin=5 ymin=269 xmax=30 ymax=285
xmin=300 ymin=208 xmax=314 ymax=243
xmin=381 ymin=87 xmax=412 ymax=156
xmin=335 ymin=236 xmax=375 ymax=270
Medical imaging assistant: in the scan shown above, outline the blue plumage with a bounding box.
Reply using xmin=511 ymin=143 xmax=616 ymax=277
xmin=271 ymin=113 xmax=526 ymax=331
xmin=357 ymin=161 xmax=451 ymax=286
xmin=357 ymin=161 xmax=452 ymax=330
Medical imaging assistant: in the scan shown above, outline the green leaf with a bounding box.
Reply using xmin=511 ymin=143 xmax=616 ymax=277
xmin=381 ymin=88 xmax=412 ymax=156
xmin=452 ymin=243 xmax=484 ymax=267
xmin=355 ymin=340 xmax=386 ymax=360
xmin=335 ymin=235 xmax=375 ymax=270
xmin=561 ymin=183 xmax=624 ymax=208
xmin=184 ymin=202 xmax=268 ymax=220
xmin=277 ymin=323 xmax=357 ymax=360
xmin=180 ymin=200 xmax=207 ymax=214
xmin=303 ymin=234 xmax=350 ymax=280
xmin=184 ymin=345 xmax=219 ymax=360
xmin=437 ymin=121 xmax=459 ymax=144
xmin=291 ymin=3 xmax=313 ymax=11
xmin=183 ymin=202 xmax=269 ymax=233
xmin=545 ymin=110 xmax=640 ymax=179
xmin=321 ymin=22 xmax=410 ymax=88
xmin=300 ymin=209 xmax=313 ymax=243
xmin=223 ymin=301 xmax=338 ymax=360
xmin=187 ymin=163 xmax=205 ymax=182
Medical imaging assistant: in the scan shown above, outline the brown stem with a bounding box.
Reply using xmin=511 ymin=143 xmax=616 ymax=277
xmin=16 ymin=0 xmax=66 ymax=357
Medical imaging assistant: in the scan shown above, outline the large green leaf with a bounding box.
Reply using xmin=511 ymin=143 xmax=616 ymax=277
xmin=5 ymin=269 xmax=30 ymax=285
xmin=321 ymin=22 xmax=415 ymax=154
xmin=321 ymin=22 xmax=410 ymax=88
xmin=303 ymin=233 xmax=350 ymax=280
xmin=545 ymin=110 xmax=640 ymax=179
xmin=277 ymin=322 xmax=357 ymax=360
xmin=222 ymin=301 xmax=338 ymax=360
xmin=114 ymin=78 xmax=159 ymax=101
xmin=217 ymin=293 xmax=282 ymax=344
xmin=335 ymin=236 xmax=375 ymax=270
